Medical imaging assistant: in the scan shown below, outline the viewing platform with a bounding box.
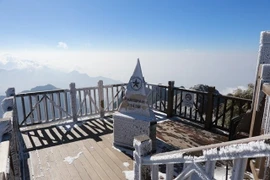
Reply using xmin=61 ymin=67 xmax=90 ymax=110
xmin=3 ymin=30 xmax=270 ymax=179
xmin=0 ymin=80 xmax=264 ymax=180
xmin=18 ymin=113 xmax=228 ymax=180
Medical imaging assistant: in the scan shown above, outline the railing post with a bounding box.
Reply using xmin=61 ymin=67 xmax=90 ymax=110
xmin=166 ymin=164 xmax=174 ymax=180
xmin=250 ymin=31 xmax=270 ymax=137
xmin=250 ymin=65 xmax=270 ymax=137
xmin=205 ymin=160 xmax=216 ymax=179
xmin=70 ymin=83 xmax=77 ymax=122
xmin=151 ymin=165 xmax=158 ymax=180
xmin=167 ymin=81 xmax=175 ymax=118
xmin=134 ymin=135 xmax=152 ymax=180
xmin=231 ymin=158 xmax=248 ymax=180
xmin=98 ymin=80 xmax=105 ymax=119
xmin=205 ymin=86 xmax=215 ymax=130
xmin=0 ymin=88 xmax=15 ymax=142
xmin=1 ymin=88 xmax=21 ymax=179
xmin=1 ymin=88 xmax=15 ymax=114
xmin=261 ymin=84 xmax=270 ymax=179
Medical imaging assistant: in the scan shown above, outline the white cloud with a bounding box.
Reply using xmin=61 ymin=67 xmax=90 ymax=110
xmin=57 ymin=42 xmax=68 ymax=49
xmin=0 ymin=54 xmax=45 ymax=70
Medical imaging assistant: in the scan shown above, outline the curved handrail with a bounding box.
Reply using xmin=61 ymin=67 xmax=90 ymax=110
xmin=142 ymin=134 xmax=270 ymax=165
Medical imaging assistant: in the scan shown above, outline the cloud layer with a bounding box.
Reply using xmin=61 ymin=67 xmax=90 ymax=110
xmin=0 ymin=54 xmax=45 ymax=70
xmin=0 ymin=49 xmax=258 ymax=92
xmin=57 ymin=42 xmax=68 ymax=49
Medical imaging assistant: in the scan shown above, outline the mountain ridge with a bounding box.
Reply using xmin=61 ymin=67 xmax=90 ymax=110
xmin=0 ymin=65 xmax=121 ymax=95
xmin=0 ymin=55 xmax=122 ymax=94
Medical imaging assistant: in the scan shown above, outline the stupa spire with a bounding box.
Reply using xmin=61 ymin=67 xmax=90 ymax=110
xmin=126 ymin=59 xmax=147 ymax=96
xmin=118 ymin=59 xmax=153 ymax=117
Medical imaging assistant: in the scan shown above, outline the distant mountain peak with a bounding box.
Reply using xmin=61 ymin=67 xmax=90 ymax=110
xmin=69 ymin=70 xmax=81 ymax=75
xmin=21 ymin=84 xmax=58 ymax=93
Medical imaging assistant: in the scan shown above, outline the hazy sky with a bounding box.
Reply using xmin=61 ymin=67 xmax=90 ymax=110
xmin=0 ymin=0 xmax=269 ymax=93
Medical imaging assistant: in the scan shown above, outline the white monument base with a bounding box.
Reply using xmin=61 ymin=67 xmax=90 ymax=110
xmin=113 ymin=112 xmax=156 ymax=150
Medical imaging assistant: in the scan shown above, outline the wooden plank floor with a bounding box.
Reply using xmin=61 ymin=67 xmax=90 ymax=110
xmin=156 ymin=118 xmax=228 ymax=153
xmin=20 ymin=118 xmax=134 ymax=180
xmin=19 ymin=113 xmax=228 ymax=180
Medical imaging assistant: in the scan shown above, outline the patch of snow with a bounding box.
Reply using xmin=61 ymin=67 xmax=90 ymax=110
xmin=123 ymin=170 xmax=134 ymax=180
xmin=159 ymin=172 xmax=166 ymax=179
xmin=150 ymin=151 xmax=184 ymax=162
xmin=112 ymin=146 xmax=122 ymax=152
xmin=157 ymin=119 xmax=171 ymax=124
xmin=214 ymin=166 xmax=231 ymax=180
xmin=123 ymin=162 xmax=130 ymax=167
xmin=112 ymin=145 xmax=133 ymax=156
xmin=123 ymin=170 xmax=166 ymax=180
xmin=65 ymin=125 xmax=71 ymax=129
xmin=64 ymin=152 xmax=83 ymax=164
xmin=153 ymin=110 xmax=167 ymax=116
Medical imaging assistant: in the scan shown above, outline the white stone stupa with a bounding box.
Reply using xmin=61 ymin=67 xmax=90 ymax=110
xmin=113 ymin=59 xmax=156 ymax=149
xmin=118 ymin=59 xmax=155 ymax=118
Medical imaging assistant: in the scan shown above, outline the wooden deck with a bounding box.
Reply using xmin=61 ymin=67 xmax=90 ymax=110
xmin=156 ymin=118 xmax=228 ymax=152
xmin=19 ymin=114 xmax=228 ymax=180
xmin=20 ymin=118 xmax=133 ymax=180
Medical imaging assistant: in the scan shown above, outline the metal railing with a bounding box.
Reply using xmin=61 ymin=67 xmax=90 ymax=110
xmin=170 ymin=84 xmax=251 ymax=132
xmin=134 ymin=134 xmax=270 ymax=180
xmin=212 ymin=94 xmax=252 ymax=131
xmin=76 ymin=87 xmax=100 ymax=118
xmin=14 ymin=81 xmax=252 ymax=134
xmin=16 ymin=89 xmax=72 ymax=127
xmin=146 ymin=84 xmax=168 ymax=113
xmin=15 ymin=82 xmax=127 ymax=127
xmin=103 ymin=83 xmax=127 ymax=112
xmin=173 ymin=88 xmax=208 ymax=124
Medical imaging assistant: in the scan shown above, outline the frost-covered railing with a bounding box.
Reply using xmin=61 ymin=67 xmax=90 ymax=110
xmin=14 ymin=80 xmax=251 ymax=134
xmin=212 ymin=94 xmax=252 ymax=131
xmin=76 ymin=82 xmax=127 ymax=118
xmin=146 ymin=81 xmax=252 ymax=133
xmin=103 ymin=83 xmax=127 ymax=112
xmin=134 ymin=134 xmax=270 ymax=180
xmin=146 ymin=83 xmax=169 ymax=113
xmin=253 ymin=83 xmax=270 ymax=179
xmin=173 ymin=87 xmax=208 ymax=124
xmin=0 ymin=117 xmax=12 ymax=180
xmin=14 ymin=81 xmax=127 ymax=127
xmin=76 ymin=86 xmax=100 ymax=118
xmin=0 ymin=88 xmax=21 ymax=180
xmin=16 ymin=88 xmax=72 ymax=126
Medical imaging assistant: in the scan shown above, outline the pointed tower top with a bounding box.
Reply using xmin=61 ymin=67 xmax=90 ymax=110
xmin=131 ymin=58 xmax=143 ymax=79
xmin=126 ymin=59 xmax=146 ymax=95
